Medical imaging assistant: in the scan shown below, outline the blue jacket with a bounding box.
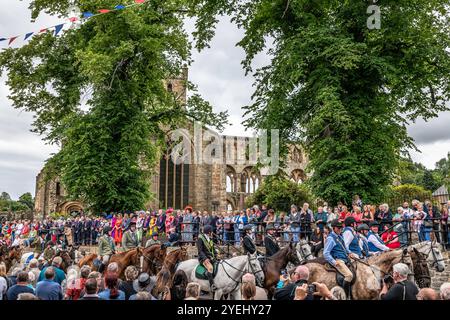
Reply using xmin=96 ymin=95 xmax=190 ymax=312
xmin=36 ymin=280 xmax=63 ymax=300
xmin=343 ymin=227 xmax=362 ymax=257
xmin=323 ymin=232 xmax=349 ymax=265
xmin=367 ymin=231 xmax=385 ymax=253
xmin=360 ymin=235 xmax=370 ymax=257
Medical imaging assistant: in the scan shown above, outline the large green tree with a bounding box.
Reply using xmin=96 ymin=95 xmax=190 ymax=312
xmin=190 ymin=0 xmax=450 ymax=205
xmin=0 ymin=0 xmax=227 ymax=213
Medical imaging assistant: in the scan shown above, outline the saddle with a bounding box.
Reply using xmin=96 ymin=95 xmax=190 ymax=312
xmin=195 ymin=262 xmax=219 ymax=280
xmin=308 ymin=257 xmax=357 ymax=287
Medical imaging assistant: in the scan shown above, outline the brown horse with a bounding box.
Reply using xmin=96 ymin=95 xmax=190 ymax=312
xmin=406 ymin=248 xmax=431 ymax=288
xmin=2 ymin=246 xmax=23 ymax=273
xmin=262 ymin=243 xmax=300 ymax=298
xmin=142 ymin=244 xmax=167 ymax=276
xmin=109 ymin=247 xmax=144 ymax=278
xmin=52 ymin=249 xmax=74 ymax=273
xmin=78 ymin=253 xmax=98 ymax=270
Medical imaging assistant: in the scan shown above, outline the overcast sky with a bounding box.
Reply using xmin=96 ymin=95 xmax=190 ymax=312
xmin=1 ymin=1 xmax=449 ymax=200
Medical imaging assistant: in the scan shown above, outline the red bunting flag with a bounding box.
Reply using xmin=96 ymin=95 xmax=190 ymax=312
xmin=98 ymin=9 xmax=110 ymax=14
xmin=69 ymin=17 xmax=78 ymax=22
xmin=135 ymin=0 xmax=145 ymax=3
xmin=39 ymin=28 xmax=48 ymax=33
xmin=8 ymin=36 xmax=18 ymax=45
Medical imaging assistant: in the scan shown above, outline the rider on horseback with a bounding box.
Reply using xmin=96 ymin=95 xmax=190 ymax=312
xmin=98 ymin=226 xmax=116 ymax=273
xmin=323 ymin=219 xmax=359 ymax=298
xmin=264 ymin=226 xmax=280 ymax=257
xmin=197 ymin=225 xmax=217 ymax=291
xmin=242 ymin=225 xmax=260 ymax=255
xmin=367 ymin=221 xmax=390 ymax=255
xmin=356 ymin=224 xmax=371 ymax=258
xmin=145 ymin=231 xmax=161 ymax=248
xmin=122 ymin=222 xmax=139 ymax=251
xmin=342 ymin=217 xmax=363 ymax=258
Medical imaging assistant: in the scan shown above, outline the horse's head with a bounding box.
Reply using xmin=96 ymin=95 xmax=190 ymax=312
xmin=247 ymin=252 xmax=265 ymax=286
xmin=415 ymin=241 xmax=446 ymax=272
xmin=296 ymin=240 xmax=313 ymax=263
xmin=400 ymin=248 xmax=415 ymax=282
xmin=8 ymin=246 xmax=22 ymax=261
xmin=412 ymin=248 xmax=432 ymax=288
xmin=287 ymin=243 xmax=301 ymax=266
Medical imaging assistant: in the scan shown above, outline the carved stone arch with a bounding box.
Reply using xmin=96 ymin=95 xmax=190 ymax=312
xmin=290 ymin=145 xmax=303 ymax=163
xmin=241 ymin=166 xmax=260 ymax=194
xmin=59 ymin=201 xmax=84 ymax=214
xmin=290 ymin=169 xmax=306 ymax=184
xmin=226 ymin=165 xmax=237 ymax=193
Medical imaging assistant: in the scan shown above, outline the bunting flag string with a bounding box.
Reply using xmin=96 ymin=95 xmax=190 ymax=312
xmin=0 ymin=0 xmax=148 ymax=47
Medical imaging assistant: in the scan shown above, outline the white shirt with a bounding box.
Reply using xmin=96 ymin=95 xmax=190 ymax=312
xmin=367 ymin=233 xmax=390 ymax=252
xmin=342 ymin=229 xmax=355 ymax=251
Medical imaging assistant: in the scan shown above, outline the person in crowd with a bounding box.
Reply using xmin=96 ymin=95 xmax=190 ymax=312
xmin=264 ymin=226 xmax=280 ymax=257
xmin=309 ymin=227 xmax=324 ymax=257
xmin=38 ymin=256 xmax=66 ymax=285
xmin=351 ymin=206 xmax=363 ymax=224
xmin=323 ymin=219 xmax=358 ymax=298
xmin=185 ymin=282 xmax=201 ymax=300
xmin=414 ymin=203 xmax=426 ymax=240
xmin=98 ymin=273 xmax=125 ymax=300
xmin=441 ymin=203 xmax=449 ymax=249
xmin=275 ymin=211 xmax=290 ymax=243
xmin=392 ymin=207 xmax=408 ymax=247
xmin=338 ymin=205 xmax=350 ymax=222
xmin=79 ymin=278 xmax=102 ymax=300
xmin=130 ymin=273 xmax=156 ymax=300
xmin=314 ymin=206 xmax=328 ymax=232
xmin=65 ymin=265 xmax=91 ymax=300
xmin=274 ymin=265 xmax=313 ymax=300
xmin=17 ymin=292 xmax=39 ymax=300
xmin=6 ymin=271 xmax=35 ymax=300
xmin=440 ymin=282 xmax=450 ymax=300
xmin=28 ymin=259 xmax=40 ymax=287
xmin=241 ymin=276 xmax=256 ymax=300
xmin=0 ymin=263 xmax=8 ymax=300
xmin=290 ymin=205 xmax=301 ymax=243
xmin=118 ymin=266 xmax=138 ymax=300
xmin=36 ymin=267 xmax=63 ymax=300
xmin=361 ymin=205 xmax=373 ymax=224
xmin=122 ymin=221 xmax=139 ymax=251
xmin=171 ymin=270 xmax=188 ymax=301
xmin=416 ymin=287 xmax=439 ymax=300
xmin=183 ymin=206 xmax=193 ymax=244
xmin=381 ymin=223 xmax=401 ymax=249
xmin=367 ymin=221 xmax=390 ymax=254
xmin=379 ymin=263 xmax=419 ymax=300
xmin=241 ymin=273 xmax=267 ymax=300
xmin=424 ymin=200 xmax=441 ymax=243
xmin=300 ymin=204 xmax=312 ymax=240
xmin=342 ymin=217 xmax=362 ymax=258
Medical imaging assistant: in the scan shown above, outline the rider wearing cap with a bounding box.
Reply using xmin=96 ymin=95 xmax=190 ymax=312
xmin=145 ymin=231 xmax=161 ymax=248
xmin=356 ymin=224 xmax=371 ymax=258
xmin=197 ymin=225 xmax=217 ymax=290
xmin=367 ymin=221 xmax=390 ymax=254
xmin=264 ymin=226 xmax=280 ymax=257
xmin=323 ymin=219 xmax=359 ymax=297
xmin=242 ymin=225 xmax=258 ymax=255
xmin=342 ymin=217 xmax=363 ymax=258
xmin=98 ymin=226 xmax=116 ymax=273
xmin=122 ymin=221 xmax=139 ymax=251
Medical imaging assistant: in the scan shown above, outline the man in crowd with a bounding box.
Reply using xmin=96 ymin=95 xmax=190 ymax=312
xmin=356 ymin=224 xmax=371 ymax=257
xmin=6 ymin=271 xmax=35 ymax=300
xmin=380 ymin=263 xmax=419 ymax=300
xmin=274 ymin=265 xmax=313 ymax=300
xmin=242 ymin=224 xmax=258 ymax=255
xmin=122 ymin=221 xmax=139 ymax=251
xmin=314 ymin=206 xmax=328 ymax=232
xmin=38 ymin=256 xmax=66 ymax=285
xmin=196 ymin=225 xmax=217 ymax=291
xmin=36 ymin=267 xmax=63 ymax=300
xmin=290 ymin=205 xmax=301 ymax=243
xmin=367 ymin=221 xmax=390 ymax=254
xmin=79 ymin=278 xmax=102 ymax=300
xmin=98 ymin=226 xmax=116 ymax=273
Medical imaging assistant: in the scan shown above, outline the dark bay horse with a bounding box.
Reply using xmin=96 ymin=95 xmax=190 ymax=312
xmin=261 ymin=243 xmax=300 ymax=298
xmin=142 ymin=244 xmax=168 ymax=276
xmin=109 ymin=247 xmax=144 ymax=278
xmin=1 ymin=246 xmax=22 ymax=273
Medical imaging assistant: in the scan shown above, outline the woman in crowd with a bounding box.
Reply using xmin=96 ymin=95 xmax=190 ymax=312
xmin=98 ymin=273 xmax=125 ymax=300
xmin=119 ymin=266 xmax=138 ymax=300
xmin=327 ymin=208 xmax=339 ymax=228
xmin=0 ymin=263 xmax=8 ymax=300
xmin=310 ymin=227 xmax=324 ymax=257
xmin=381 ymin=223 xmax=401 ymax=249
xmin=361 ymin=205 xmax=374 ymax=224
xmin=351 ymin=206 xmax=363 ymax=224
xmin=441 ymin=204 xmax=449 ymax=249
xmin=65 ymin=265 xmax=91 ymax=300
xmin=392 ymin=207 xmax=407 ymax=247
xmin=275 ymin=211 xmax=290 ymax=243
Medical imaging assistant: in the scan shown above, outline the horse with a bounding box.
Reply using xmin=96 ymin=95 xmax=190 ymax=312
xmin=408 ymin=241 xmax=446 ymax=272
xmin=162 ymin=247 xmax=188 ymax=276
xmin=78 ymin=253 xmax=98 ymax=270
xmin=177 ymin=253 xmax=264 ymax=300
xmin=52 ymin=249 xmax=74 ymax=273
xmin=305 ymin=248 xmax=415 ymax=300
xmin=296 ymin=240 xmax=314 ymax=263
xmin=109 ymin=247 xmax=144 ymax=278
xmin=261 ymin=243 xmax=301 ymax=298
xmin=141 ymin=244 xmax=168 ymax=276
xmin=2 ymin=246 xmax=23 ymax=273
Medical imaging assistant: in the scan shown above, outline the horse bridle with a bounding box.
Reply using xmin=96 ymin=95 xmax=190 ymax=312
xmin=422 ymin=242 xmax=445 ymax=270
xmin=413 ymin=252 xmax=431 ymax=287
xmin=297 ymin=242 xmax=312 ymax=263
xmin=220 ymin=255 xmax=264 ymax=288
